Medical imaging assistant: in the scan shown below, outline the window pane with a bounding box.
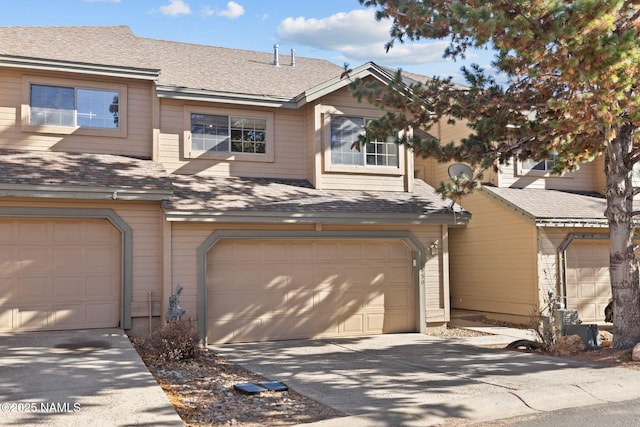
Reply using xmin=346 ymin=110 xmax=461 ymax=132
xmin=230 ymin=117 xmax=267 ymax=154
xmin=331 ymin=116 xmax=364 ymax=166
xmin=191 ymin=114 xmax=229 ymax=152
xmin=30 ymin=85 xmax=74 ymax=126
xmin=77 ymin=89 xmax=119 ymax=129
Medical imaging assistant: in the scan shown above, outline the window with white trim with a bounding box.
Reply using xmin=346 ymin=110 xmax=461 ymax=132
xmin=521 ymin=153 xmax=558 ymax=172
xmin=30 ymin=84 xmax=119 ymax=129
xmin=330 ymin=115 xmax=399 ymax=167
xmin=190 ymin=113 xmax=267 ymax=154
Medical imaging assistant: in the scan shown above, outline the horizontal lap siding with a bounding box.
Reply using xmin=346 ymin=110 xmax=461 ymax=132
xmin=449 ymin=191 xmax=539 ymax=316
xmin=498 ymin=159 xmax=598 ymax=191
xmin=158 ymin=99 xmax=308 ymax=178
xmin=0 ymin=68 xmax=153 ymax=158
xmin=313 ymin=90 xmax=409 ymax=191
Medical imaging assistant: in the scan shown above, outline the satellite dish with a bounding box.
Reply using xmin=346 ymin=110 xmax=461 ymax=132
xmin=448 ymin=163 xmax=473 ymax=180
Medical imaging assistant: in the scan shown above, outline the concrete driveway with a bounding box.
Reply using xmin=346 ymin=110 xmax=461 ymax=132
xmin=0 ymin=329 xmax=183 ymax=427
xmin=211 ymin=333 xmax=640 ymax=427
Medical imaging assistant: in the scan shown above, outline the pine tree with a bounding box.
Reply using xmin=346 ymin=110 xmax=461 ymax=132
xmin=354 ymin=0 xmax=640 ymax=349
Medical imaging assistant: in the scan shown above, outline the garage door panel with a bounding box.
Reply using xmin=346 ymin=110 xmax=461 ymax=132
xmin=52 ymin=277 xmax=82 ymax=298
xmin=86 ymin=276 xmax=116 ymax=297
xmin=18 ymin=277 xmax=50 ymax=299
xmin=20 ymin=248 xmax=50 ymax=272
xmin=87 ymin=247 xmax=117 ymax=273
xmin=0 ymin=218 xmax=121 ymax=332
xmin=19 ymin=223 xmax=48 ymax=242
xmin=207 ymin=239 xmax=415 ymax=343
xmin=15 ymin=306 xmax=49 ymax=329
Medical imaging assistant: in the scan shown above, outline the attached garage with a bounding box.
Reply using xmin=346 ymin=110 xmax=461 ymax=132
xmin=206 ymin=238 xmax=416 ymax=344
xmin=0 ymin=218 xmax=121 ymax=332
xmin=565 ymin=241 xmax=611 ymax=323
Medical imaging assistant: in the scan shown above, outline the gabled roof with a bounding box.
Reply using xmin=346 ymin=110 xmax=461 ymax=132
xmin=0 ymin=26 xmax=425 ymax=108
xmin=164 ymin=175 xmax=470 ymax=225
xmin=481 ymin=186 xmax=608 ymax=227
xmin=0 ymin=26 xmax=345 ymax=105
xmin=0 ymin=150 xmax=173 ymax=200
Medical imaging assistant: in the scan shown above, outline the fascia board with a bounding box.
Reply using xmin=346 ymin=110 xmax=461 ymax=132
xmin=0 ymin=184 xmax=172 ymax=201
xmin=156 ymin=86 xmax=297 ymax=109
xmin=163 ymin=209 xmax=470 ymax=225
xmin=296 ymin=63 xmax=396 ymax=107
xmin=0 ymin=55 xmax=160 ymax=80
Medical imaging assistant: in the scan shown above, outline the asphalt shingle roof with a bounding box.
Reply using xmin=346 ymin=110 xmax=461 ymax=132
xmin=165 ymin=174 xmax=467 ymax=219
xmin=482 ymin=186 xmax=607 ymax=220
xmin=0 ymin=150 xmax=172 ymax=192
xmin=0 ymin=26 xmax=345 ymax=99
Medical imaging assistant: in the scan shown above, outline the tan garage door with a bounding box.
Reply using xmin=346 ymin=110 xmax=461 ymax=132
xmin=0 ymin=218 xmax=121 ymax=331
xmin=207 ymin=239 xmax=415 ymax=343
xmin=565 ymin=241 xmax=611 ymax=322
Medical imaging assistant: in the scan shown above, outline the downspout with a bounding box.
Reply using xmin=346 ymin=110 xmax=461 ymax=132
xmin=557 ymin=233 xmax=610 ymax=306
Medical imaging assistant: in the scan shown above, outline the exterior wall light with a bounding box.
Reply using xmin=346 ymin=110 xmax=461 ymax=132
xmin=430 ymin=242 xmax=438 ymax=256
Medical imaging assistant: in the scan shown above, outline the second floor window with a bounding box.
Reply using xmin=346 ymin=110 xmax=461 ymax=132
xmin=521 ymin=153 xmax=558 ymax=172
xmin=330 ymin=116 xmax=398 ymax=167
xmin=191 ymin=113 xmax=266 ymax=154
xmin=30 ymin=84 xmax=119 ymax=129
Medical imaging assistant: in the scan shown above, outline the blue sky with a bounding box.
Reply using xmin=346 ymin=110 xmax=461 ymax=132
xmin=1 ymin=0 xmax=494 ymax=83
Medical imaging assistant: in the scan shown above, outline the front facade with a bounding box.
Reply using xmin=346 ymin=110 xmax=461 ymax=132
xmin=0 ymin=26 xmax=469 ymax=343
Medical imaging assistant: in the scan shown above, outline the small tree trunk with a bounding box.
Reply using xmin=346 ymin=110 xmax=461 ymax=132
xmin=605 ymin=123 xmax=640 ymax=349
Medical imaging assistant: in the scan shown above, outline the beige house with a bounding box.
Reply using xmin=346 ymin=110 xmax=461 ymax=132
xmin=417 ymin=146 xmax=612 ymax=324
xmin=0 ymin=26 xmax=470 ymax=343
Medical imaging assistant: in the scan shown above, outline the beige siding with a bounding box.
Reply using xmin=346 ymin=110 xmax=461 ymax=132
xmin=158 ymin=99 xmax=308 ymax=178
xmin=497 ymin=158 xmax=599 ymax=191
xmin=312 ymin=88 xmax=410 ymax=191
xmin=0 ymin=68 xmax=154 ymax=158
xmin=0 ymin=199 xmax=165 ymax=321
xmin=449 ymin=191 xmax=539 ymax=317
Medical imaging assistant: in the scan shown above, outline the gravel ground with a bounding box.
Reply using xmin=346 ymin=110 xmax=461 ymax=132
xmin=132 ymin=327 xmax=640 ymax=427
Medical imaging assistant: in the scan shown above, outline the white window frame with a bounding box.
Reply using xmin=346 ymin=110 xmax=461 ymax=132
xmin=322 ymin=110 xmax=404 ymax=176
xmin=21 ymin=76 xmax=127 ymax=137
xmin=183 ymin=106 xmax=274 ymax=162
xmin=517 ymin=153 xmax=560 ymax=176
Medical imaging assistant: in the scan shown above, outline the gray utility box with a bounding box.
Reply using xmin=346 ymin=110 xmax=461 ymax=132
xmin=564 ymin=324 xmax=602 ymax=349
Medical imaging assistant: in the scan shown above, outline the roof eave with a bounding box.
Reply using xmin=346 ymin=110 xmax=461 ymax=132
xmin=0 ymin=184 xmax=172 ymax=201
xmin=163 ymin=209 xmax=470 ymax=225
xmin=535 ymin=218 xmax=609 ymax=228
xmin=156 ymin=85 xmax=297 ymax=108
xmin=0 ymin=54 xmax=160 ymax=80
xmin=295 ymin=62 xmax=398 ymax=107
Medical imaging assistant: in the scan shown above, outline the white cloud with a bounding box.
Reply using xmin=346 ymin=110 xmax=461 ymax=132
xmin=218 ymin=1 xmax=244 ymax=19
xmin=277 ymin=9 xmax=452 ymax=67
xmin=202 ymin=1 xmax=244 ymax=19
xmin=159 ymin=0 xmax=191 ymax=16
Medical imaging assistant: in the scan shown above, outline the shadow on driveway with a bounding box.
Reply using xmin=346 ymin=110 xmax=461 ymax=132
xmin=211 ymin=333 xmax=640 ymax=426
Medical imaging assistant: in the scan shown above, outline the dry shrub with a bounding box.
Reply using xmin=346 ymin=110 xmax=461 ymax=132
xmin=137 ymin=320 xmax=201 ymax=364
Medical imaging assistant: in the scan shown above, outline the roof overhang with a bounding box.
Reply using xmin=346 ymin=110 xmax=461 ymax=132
xmin=0 ymin=54 xmax=160 ymax=80
xmin=156 ymin=85 xmax=298 ymax=108
xmin=163 ymin=209 xmax=471 ymax=226
xmin=535 ymin=218 xmax=609 ymax=228
xmin=0 ymin=184 xmax=172 ymax=201
xmin=295 ymin=62 xmax=397 ymax=108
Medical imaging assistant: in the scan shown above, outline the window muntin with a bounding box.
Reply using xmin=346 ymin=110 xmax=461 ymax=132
xmin=191 ymin=113 xmax=267 ymax=154
xmin=30 ymin=84 xmax=119 ymax=129
xmin=330 ymin=115 xmax=398 ymax=167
